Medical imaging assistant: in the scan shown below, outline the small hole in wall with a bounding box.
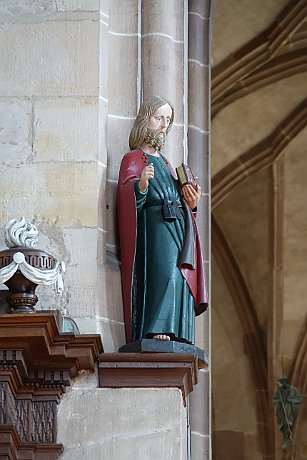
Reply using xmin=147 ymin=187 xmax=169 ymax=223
xmin=106 ymin=204 xmax=109 ymax=209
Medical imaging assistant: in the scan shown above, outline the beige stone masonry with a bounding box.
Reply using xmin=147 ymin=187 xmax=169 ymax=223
xmin=0 ymin=18 xmax=99 ymax=97
xmin=72 ymin=315 xmax=125 ymax=352
xmin=33 ymin=97 xmax=99 ymax=162
xmin=108 ymin=0 xmax=139 ymax=35
xmin=0 ymin=162 xmax=98 ymax=227
xmin=107 ymin=34 xmax=139 ymax=117
xmin=0 ymin=99 xmax=32 ymax=164
xmin=58 ymin=385 xmax=188 ymax=460
xmin=0 ymin=0 xmax=99 ymax=21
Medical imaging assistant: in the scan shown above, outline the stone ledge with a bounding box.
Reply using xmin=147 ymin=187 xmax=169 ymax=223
xmin=98 ymin=352 xmax=199 ymax=405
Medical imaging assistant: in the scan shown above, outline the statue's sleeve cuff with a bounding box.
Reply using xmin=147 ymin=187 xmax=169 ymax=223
xmin=134 ymin=181 xmax=148 ymax=209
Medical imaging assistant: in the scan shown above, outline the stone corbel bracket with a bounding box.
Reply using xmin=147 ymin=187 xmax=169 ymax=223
xmin=0 ymin=313 xmax=103 ymax=459
xmin=98 ymin=352 xmax=201 ymax=406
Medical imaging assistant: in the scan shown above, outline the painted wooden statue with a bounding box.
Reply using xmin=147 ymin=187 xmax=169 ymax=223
xmin=273 ymin=376 xmax=303 ymax=449
xmin=117 ymin=96 xmax=208 ymax=344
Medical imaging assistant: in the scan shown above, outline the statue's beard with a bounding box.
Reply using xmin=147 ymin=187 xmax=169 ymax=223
xmin=144 ymin=128 xmax=166 ymax=151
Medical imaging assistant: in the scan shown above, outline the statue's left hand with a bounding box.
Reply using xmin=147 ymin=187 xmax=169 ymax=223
xmin=182 ymin=184 xmax=201 ymax=210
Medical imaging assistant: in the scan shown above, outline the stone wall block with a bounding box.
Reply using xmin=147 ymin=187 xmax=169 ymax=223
xmin=65 ymin=283 xmax=98 ymax=319
xmin=33 ymin=283 xmax=62 ymax=311
xmin=0 ymin=19 xmax=99 ymax=97
xmin=143 ymin=0 xmax=184 ymax=41
xmin=107 ymin=35 xmax=139 ymax=117
xmin=56 ymin=0 xmax=100 ymax=11
xmin=109 ymin=0 xmax=139 ymax=34
xmin=0 ymin=98 xmax=32 ymax=164
xmin=61 ymin=227 xmax=99 ymax=316
xmin=107 ymin=117 xmax=133 ymax=179
xmin=99 ymin=18 xmax=109 ymax=99
xmin=58 ymin=388 xmax=186 ymax=459
xmin=59 ymin=429 xmax=184 ymax=460
xmin=72 ymin=316 xmax=125 ymax=352
xmin=0 ymin=162 xmax=98 ymax=227
xmin=105 ymin=179 xmax=118 ymax=247
xmin=95 ymin=316 xmax=125 ymax=352
xmin=188 ymin=63 xmax=209 ymax=131
xmin=143 ymin=36 xmax=184 ymax=123
xmin=33 ymin=97 xmax=99 ymax=162
xmin=62 ymin=228 xmax=99 ymax=285
xmin=0 ymin=1 xmax=99 ymax=23
xmin=97 ymin=265 xmax=124 ymax=324
xmin=188 ymin=128 xmax=209 ymax=193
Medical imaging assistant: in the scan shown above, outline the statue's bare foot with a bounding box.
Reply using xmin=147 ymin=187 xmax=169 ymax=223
xmin=153 ymin=334 xmax=171 ymax=341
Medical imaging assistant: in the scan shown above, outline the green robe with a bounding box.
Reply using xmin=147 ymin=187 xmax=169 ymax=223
xmin=133 ymin=153 xmax=195 ymax=343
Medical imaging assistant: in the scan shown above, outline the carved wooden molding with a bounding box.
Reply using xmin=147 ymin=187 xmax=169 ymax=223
xmin=0 ymin=313 xmax=102 ymax=377
xmin=98 ymin=353 xmax=199 ymax=406
xmin=0 ymin=313 xmax=103 ymax=459
xmin=0 ymin=425 xmax=63 ymax=460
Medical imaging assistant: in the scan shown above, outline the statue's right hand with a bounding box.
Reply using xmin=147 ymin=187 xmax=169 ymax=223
xmin=139 ymin=163 xmax=154 ymax=192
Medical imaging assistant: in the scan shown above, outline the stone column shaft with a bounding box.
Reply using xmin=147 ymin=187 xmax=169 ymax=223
xmin=142 ymin=0 xmax=187 ymax=165
xmin=188 ymin=1 xmax=214 ymax=459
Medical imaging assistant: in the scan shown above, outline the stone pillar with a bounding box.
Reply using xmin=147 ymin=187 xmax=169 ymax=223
xmin=187 ymin=1 xmax=214 ymax=459
xmin=142 ymin=0 xmax=187 ymax=165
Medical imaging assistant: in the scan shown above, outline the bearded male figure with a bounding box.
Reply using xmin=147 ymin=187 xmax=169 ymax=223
xmin=117 ymin=96 xmax=208 ymax=344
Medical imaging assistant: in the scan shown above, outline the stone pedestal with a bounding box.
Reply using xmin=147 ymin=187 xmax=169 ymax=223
xmin=58 ymin=384 xmax=189 ymax=460
xmin=55 ymin=345 xmax=202 ymax=459
xmin=119 ymin=338 xmax=209 ymax=366
xmin=99 ymin=351 xmax=200 ymax=406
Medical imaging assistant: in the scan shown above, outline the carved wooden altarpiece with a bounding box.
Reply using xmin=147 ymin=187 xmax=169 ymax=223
xmin=0 ymin=313 xmax=103 ymax=460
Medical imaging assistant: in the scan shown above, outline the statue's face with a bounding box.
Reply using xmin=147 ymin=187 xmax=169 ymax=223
xmin=143 ymin=103 xmax=173 ymax=151
xmin=148 ymin=103 xmax=172 ymax=142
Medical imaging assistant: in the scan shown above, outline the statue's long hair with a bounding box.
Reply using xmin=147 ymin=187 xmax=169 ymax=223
xmin=129 ymin=96 xmax=174 ymax=150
